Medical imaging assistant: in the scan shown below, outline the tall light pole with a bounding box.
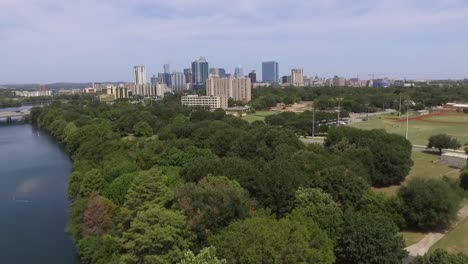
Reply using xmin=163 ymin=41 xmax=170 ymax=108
xmin=405 ymin=99 xmax=410 ymax=140
xmin=336 ymin=97 xmax=343 ymax=126
xmin=312 ymin=102 xmax=316 ymax=138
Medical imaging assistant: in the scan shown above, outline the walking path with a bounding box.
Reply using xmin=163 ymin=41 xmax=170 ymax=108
xmin=403 ymin=205 xmax=468 ymax=263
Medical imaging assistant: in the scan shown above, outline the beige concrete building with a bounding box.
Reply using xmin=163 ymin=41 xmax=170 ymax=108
xmin=134 ymin=83 xmax=168 ymax=97
xmin=291 ymin=68 xmax=304 ymax=86
xmin=101 ymin=85 xmax=129 ymax=100
xmin=181 ymin=95 xmax=228 ymax=109
xmin=206 ymin=76 xmax=251 ymax=102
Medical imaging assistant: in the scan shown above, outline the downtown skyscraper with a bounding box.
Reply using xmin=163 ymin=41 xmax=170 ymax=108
xmin=262 ymin=61 xmax=279 ymax=84
xmin=192 ymin=57 xmax=209 ymax=86
xmin=134 ymin=65 xmax=147 ymax=85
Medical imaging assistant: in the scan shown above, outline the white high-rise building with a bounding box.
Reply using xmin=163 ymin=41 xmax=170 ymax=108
xmin=170 ymin=72 xmax=187 ymax=92
xmin=206 ymin=76 xmax=251 ymax=102
xmin=291 ymin=68 xmax=304 ymax=87
xmin=134 ymin=65 xmax=147 ymax=85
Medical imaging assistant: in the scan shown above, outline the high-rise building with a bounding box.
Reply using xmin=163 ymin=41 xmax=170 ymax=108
xmin=170 ymin=72 xmax=187 ymax=92
xmin=36 ymin=84 xmax=47 ymax=91
xmin=234 ymin=66 xmax=244 ymax=78
xmin=192 ymin=57 xmax=209 ymax=86
xmin=183 ymin=69 xmax=193 ymax=84
xmin=281 ymin=75 xmax=289 ymax=84
xmin=248 ymin=71 xmax=257 ymax=83
xmin=134 ymin=65 xmax=147 ymax=85
xmin=206 ymin=76 xmax=251 ymax=102
xmin=332 ymin=76 xmax=346 ymax=87
xmin=150 ymin=75 xmax=159 ymax=85
xmin=163 ymin=64 xmax=170 ymax=74
xmin=219 ymin=68 xmax=226 ymax=78
xmin=262 ymin=61 xmax=279 ymax=84
xmin=291 ymin=68 xmax=304 ymax=86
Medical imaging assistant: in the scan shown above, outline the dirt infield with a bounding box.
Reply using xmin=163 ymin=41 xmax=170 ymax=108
xmin=389 ymin=112 xmax=468 ymax=125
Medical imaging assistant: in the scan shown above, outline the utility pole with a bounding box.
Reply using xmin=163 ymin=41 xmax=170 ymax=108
xmin=399 ymin=95 xmax=402 ymax=118
xmin=336 ymin=97 xmax=343 ymax=126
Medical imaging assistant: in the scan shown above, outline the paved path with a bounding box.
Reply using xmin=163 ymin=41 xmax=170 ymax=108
xmin=403 ymin=205 xmax=468 ymax=263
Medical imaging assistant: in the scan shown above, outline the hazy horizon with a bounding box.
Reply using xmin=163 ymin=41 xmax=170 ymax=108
xmin=1 ymin=0 xmax=468 ymax=83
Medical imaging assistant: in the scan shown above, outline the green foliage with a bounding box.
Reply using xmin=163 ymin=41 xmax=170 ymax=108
xmin=293 ymin=187 xmax=343 ymax=238
xmin=67 ymin=198 xmax=89 ymax=240
xmin=77 ymin=236 xmax=120 ymax=264
xmin=326 ymin=126 xmax=413 ymax=186
xmin=178 ymin=246 xmax=226 ymax=264
xmin=133 ymin=121 xmax=153 ymax=137
xmin=209 ymin=212 xmax=335 ymax=264
xmin=79 ymin=169 xmax=105 ymax=197
xmin=427 ymin=134 xmax=461 ymax=154
xmin=103 ymin=172 xmax=138 ymax=206
xmin=335 ymin=210 xmax=407 ymax=264
xmin=175 ymin=176 xmax=252 ymax=241
xmin=124 ymin=168 xmax=173 ymax=210
xmin=413 ymin=249 xmax=468 ymax=264
xmin=354 ymin=191 xmax=406 ymax=228
xmin=399 ymin=178 xmax=463 ymax=230
xmin=120 ymin=204 xmax=194 ymax=263
xmin=460 ymin=168 xmax=468 ymax=190
xmin=82 ymin=193 xmax=117 ymax=236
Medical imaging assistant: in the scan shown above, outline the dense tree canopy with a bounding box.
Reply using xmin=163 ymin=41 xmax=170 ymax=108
xmin=28 ymin=95 xmax=463 ymax=263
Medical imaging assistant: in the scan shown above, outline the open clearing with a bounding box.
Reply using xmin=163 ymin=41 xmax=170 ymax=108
xmin=350 ymin=112 xmax=468 ymax=146
xmin=430 ymin=217 xmax=468 ymax=255
xmin=242 ymin=110 xmax=278 ymax=123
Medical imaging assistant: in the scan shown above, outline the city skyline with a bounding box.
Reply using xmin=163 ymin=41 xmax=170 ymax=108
xmin=2 ymin=0 xmax=468 ymax=83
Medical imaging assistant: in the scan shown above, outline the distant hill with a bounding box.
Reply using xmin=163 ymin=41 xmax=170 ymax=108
xmin=0 ymin=82 xmax=127 ymax=90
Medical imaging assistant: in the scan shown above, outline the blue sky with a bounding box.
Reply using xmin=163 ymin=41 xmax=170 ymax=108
xmin=1 ymin=0 xmax=468 ymax=83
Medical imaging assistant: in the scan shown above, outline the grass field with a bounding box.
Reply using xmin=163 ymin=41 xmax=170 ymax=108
xmin=430 ymin=218 xmax=468 ymax=254
xmin=373 ymin=151 xmax=459 ymax=196
xmin=350 ymin=113 xmax=468 ymax=146
xmin=400 ymin=231 xmax=428 ymax=247
xmin=242 ymin=111 xmax=278 ymax=123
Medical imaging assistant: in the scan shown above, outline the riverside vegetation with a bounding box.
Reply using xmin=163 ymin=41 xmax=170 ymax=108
xmin=30 ymin=94 xmax=466 ymax=263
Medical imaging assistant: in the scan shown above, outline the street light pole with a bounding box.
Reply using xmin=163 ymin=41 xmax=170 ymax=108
xmin=406 ymin=100 xmax=410 ymax=140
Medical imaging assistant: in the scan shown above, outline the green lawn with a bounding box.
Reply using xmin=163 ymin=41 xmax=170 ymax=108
xmin=350 ymin=114 xmax=468 ymax=146
xmin=242 ymin=111 xmax=278 ymax=123
xmin=400 ymin=231 xmax=427 ymax=247
xmin=430 ymin=218 xmax=468 ymax=254
xmin=373 ymin=152 xmax=459 ymax=196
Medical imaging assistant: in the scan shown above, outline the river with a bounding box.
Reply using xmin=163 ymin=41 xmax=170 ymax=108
xmin=0 ymin=121 xmax=77 ymax=263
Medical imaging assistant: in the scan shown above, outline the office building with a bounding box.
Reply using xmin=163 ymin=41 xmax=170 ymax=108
xmin=219 ymin=68 xmax=226 ymax=78
xmin=332 ymin=76 xmax=346 ymax=87
xmin=209 ymin=68 xmax=227 ymax=78
xmin=163 ymin=64 xmax=170 ymax=74
xmin=134 ymin=65 xmax=147 ymax=85
xmin=262 ymin=61 xmax=279 ymax=84
xmin=36 ymin=84 xmax=47 ymax=91
xmin=248 ymin=70 xmax=257 ymax=83
xmin=192 ymin=57 xmax=209 ymax=86
xmin=150 ymin=75 xmax=159 ymax=85
xmin=184 ymin=68 xmax=193 ymax=84
xmin=291 ymin=68 xmax=304 ymax=86
xmin=234 ymin=66 xmax=244 ymax=78
xmin=206 ymin=76 xmax=251 ymax=102
xmin=170 ymin=72 xmax=187 ymax=92
xmin=101 ymin=85 xmax=129 ymax=100
xmin=181 ymin=95 xmax=228 ymax=109
xmin=134 ymin=83 xmax=169 ymax=97
xmin=281 ymin=75 xmax=289 ymax=84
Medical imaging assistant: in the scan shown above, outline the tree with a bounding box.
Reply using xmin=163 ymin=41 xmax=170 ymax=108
xmin=82 ymin=193 xmax=117 ymax=236
xmin=209 ymin=213 xmax=335 ymax=264
xmin=399 ymin=178 xmax=462 ymax=230
xmin=427 ymin=134 xmax=461 ymax=154
xmin=79 ymin=169 xmax=106 ymax=197
xmin=413 ymin=249 xmax=468 ymax=264
xmin=178 ymin=247 xmax=226 ymax=264
xmin=120 ymin=205 xmax=194 ymax=263
xmin=133 ymin=121 xmax=153 ymax=137
xmin=335 ymin=210 xmax=407 ymax=264
xmin=293 ymin=188 xmax=343 ymax=238
xmin=460 ymin=168 xmax=468 ymax=190
xmin=124 ymin=168 xmax=173 ymax=210
xmin=175 ymin=176 xmax=252 ymax=241
xmin=77 ymin=236 xmax=120 ymax=264
xmin=103 ymin=172 xmax=138 ymax=206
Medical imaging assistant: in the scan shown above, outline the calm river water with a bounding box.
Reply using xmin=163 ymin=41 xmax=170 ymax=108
xmin=0 ymin=121 xmax=77 ymax=263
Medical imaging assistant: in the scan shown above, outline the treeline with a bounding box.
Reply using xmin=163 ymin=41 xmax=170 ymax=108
xmin=251 ymin=85 xmax=468 ymax=111
xmin=30 ymin=96 xmax=464 ymax=263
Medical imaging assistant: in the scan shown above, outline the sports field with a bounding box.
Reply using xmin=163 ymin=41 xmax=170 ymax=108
xmin=350 ymin=112 xmax=468 ymax=146
xmin=242 ymin=110 xmax=278 ymax=123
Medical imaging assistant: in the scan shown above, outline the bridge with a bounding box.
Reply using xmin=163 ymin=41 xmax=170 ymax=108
xmin=0 ymin=110 xmax=30 ymax=123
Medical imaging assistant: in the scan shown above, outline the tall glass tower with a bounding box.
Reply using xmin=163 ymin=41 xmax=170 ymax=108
xmin=262 ymin=61 xmax=279 ymax=84
xmin=192 ymin=57 xmax=209 ymax=86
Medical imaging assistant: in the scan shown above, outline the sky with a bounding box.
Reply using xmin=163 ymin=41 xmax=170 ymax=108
xmin=1 ymin=0 xmax=468 ymax=84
